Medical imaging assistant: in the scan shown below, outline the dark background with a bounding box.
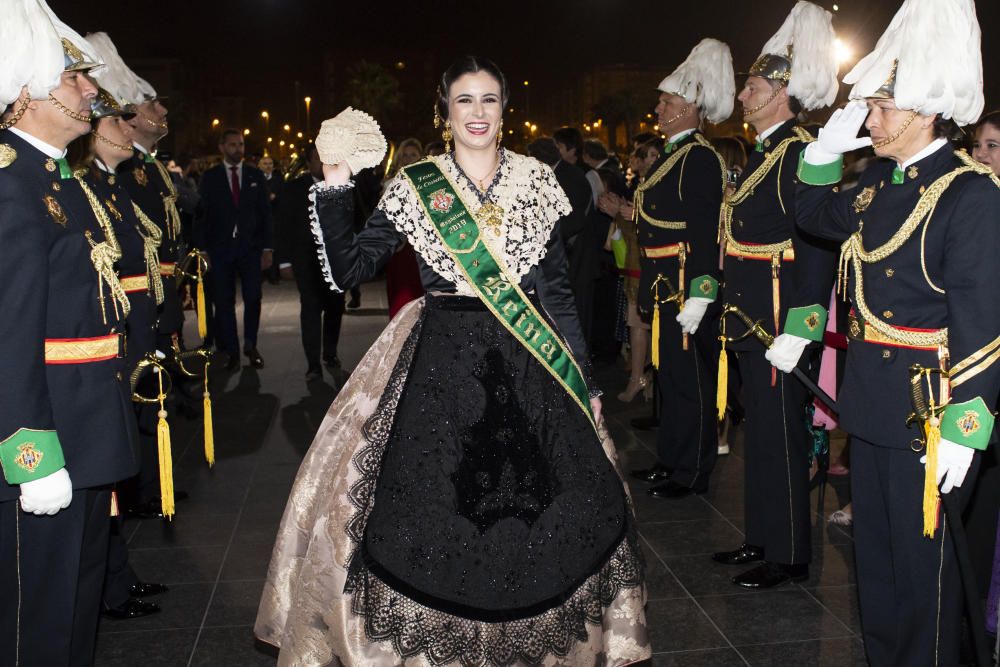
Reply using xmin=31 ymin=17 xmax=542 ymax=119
xmin=53 ymin=0 xmax=999 ymax=159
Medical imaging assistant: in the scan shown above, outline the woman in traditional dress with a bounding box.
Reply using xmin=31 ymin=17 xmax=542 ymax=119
xmin=255 ymin=56 xmax=649 ymax=667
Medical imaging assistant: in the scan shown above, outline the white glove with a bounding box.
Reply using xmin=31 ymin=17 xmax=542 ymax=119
xmin=675 ymin=297 xmax=711 ymax=334
xmin=764 ymin=333 xmax=811 ymax=373
xmin=920 ymin=438 xmax=975 ymax=494
xmin=806 ymin=100 xmax=873 ymax=164
xmin=19 ymin=468 xmax=73 ymax=515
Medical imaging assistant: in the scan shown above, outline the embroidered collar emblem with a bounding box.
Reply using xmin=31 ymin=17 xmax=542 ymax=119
xmin=134 ymin=166 xmax=148 ymax=187
xmin=429 ymin=188 xmax=454 ymax=214
xmin=0 ymin=144 xmax=16 ymax=168
xmin=14 ymin=443 xmax=43 ymax=472
xmin=907 ymin=165 xmax=919 ymax=180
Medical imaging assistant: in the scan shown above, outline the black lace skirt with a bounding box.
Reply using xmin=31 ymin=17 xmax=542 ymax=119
xmin=350 ymin=293 xmax=634 ymax=621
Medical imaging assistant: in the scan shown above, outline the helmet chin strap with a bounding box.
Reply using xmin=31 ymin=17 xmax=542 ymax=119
xmin=49 ymin=93 xmax=92 ymax=122
xmin=93 ymin=129 xmax=132 ymax=153
xmin=872 ymin=110 xmax=918 ymax=149
xmin=742 ymin=84 xmax=784 ymax=119
xmin=141 ymin=113 xmax=168 ymax=132
xmin=0 ymin=95 xmax=30 ymax=130
xmin=660 ymin=104 xmax=690 ymax=129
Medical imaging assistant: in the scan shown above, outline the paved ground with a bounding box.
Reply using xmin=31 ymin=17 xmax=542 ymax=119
xmin=95 ymin=280 xmax=861 ymax=666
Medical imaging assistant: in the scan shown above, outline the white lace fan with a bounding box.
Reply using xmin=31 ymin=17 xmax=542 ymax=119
xmin=314 ymin=107 xmax=388 ymax=174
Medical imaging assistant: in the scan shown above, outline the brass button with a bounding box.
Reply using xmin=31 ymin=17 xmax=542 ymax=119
xmin=115 ymin=371 xmax=123 ymax=381
xmin=51 ymin=182 xmax=61 ymax=192
xmin=885 ymin=268 xmax=894 ymax=278
xmin=109 ymin=175 xmax=116 ymax=186
xmin=45 ymin=159 xmax=56 ymax=172
xmin=650 ymin=204 xmax=656 ymax=210
xmin=882 ymin=349 xmax=891 ymax=359
xmin=883 ymin=310 xmax=893 ymax=319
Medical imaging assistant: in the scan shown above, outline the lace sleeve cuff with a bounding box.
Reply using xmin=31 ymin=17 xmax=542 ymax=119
xmin=308 ymin=182 xmax=355 ymax=292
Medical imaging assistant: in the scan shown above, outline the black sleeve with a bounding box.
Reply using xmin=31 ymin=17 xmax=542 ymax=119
xmin=313 ymin=185 xmax=403 ymax=290
xmin=257 ymin=174 xmax=274 ymax=249
xmin=535 ymin=219 xmax=594 ymax=387
xmin=0 ymin=182 xmax=59 ymax=448
xmin=682 ymin=147 xmax=725 ymax=290
xmin=783 ymin=147 xmax=838 ymax=312
xmin=944 ymin=177 xmax=1000 ymax=407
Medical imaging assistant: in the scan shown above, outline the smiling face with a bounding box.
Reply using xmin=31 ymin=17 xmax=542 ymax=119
xmin=446 ymin=71 xmax=503 ymax=153
xmin=973 ymin=121 xmax=1000 ymax=176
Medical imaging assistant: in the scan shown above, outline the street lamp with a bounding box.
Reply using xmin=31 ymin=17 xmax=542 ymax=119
xmin=261 ymin=110 xmax=270 ymax=135
xmin=243 ymin=128 xmax=250 ymax=136
xmin=283 ymin=124 xmax=291 ymax=133
xmin=211 ymin=118 xmax=220 ymax=129
xmin=304 ymin=96 xmax=312 ymax=134
xmin=296 ymin=131 xmax=303 ymax=139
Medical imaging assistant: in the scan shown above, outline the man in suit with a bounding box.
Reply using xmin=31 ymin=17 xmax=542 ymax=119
xmin=258 ymin=154 xmax=283 ymax=284
xmin=196 ymin=129 xmax=274 ymax=370
xmin=528 ymin=137 xmax=605 ymax=346
xmin=278 ymin=143 xmax=345 ymax=380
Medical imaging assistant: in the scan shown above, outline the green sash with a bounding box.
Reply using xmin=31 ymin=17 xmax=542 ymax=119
xmin=401 ymin=160 xmax=594 ymax=426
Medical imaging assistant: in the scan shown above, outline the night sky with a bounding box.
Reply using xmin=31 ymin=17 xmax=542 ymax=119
xmin=52 ymin=0 xmax=1000 ymax=153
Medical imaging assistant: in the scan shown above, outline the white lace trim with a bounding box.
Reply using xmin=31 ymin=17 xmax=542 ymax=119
xmin=376 ymin=151 xmax=571 ymax=295
xmin=308 ymin=181 xmax=348 ymax=292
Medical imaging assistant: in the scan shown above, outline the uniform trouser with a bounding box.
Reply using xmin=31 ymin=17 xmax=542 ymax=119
xmin=296 ymin=273 xmax=345 ymax=368
xmin=739 ymin=350 xmax=813 ymax=565
xmin=852 ymin=437 xmax=980 ymax=667
xmin=655 ymin=314 xmax=719 ymax=489
xmin=0 ymin=488 xmax=112 ymax=667
xmin=102 ymin=515 xmax=139 ymax=609
xmin=210 ymin=249 xmax=263 ymax=357
xmin=135 ymin=402 xmax=159 ymax=505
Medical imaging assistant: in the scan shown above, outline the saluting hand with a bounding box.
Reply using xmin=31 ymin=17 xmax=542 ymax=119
xmin=807 ymin=100 xmax=873 ymax=164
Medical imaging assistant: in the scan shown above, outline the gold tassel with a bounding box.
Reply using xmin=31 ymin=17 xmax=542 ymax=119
xmin=717 ymin=344 xmax=728 ymax=422
xmin=155 ymin=369 xmax=175 ymax=520
xmin=652 ymin=304 xmax=661 ymax=370
xmin=203 ymin=361 xmax=215 ymax=467
xmin=110 ymin=490 xmax=119 ymax=517
xmin=196 ymin=260 xmax=208 ymax=339
xmin=922 ymin=417 xmax=941 ymax=537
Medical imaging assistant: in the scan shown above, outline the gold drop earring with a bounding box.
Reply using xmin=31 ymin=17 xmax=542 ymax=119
xmin=442 ymin=120 xmax=453 ymax=153
xmin=496 ymin=118 xmax=503 ymax=150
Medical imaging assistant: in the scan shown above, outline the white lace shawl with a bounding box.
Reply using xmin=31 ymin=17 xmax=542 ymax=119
xmin=376 ymin=151 xmax=571 ymax=296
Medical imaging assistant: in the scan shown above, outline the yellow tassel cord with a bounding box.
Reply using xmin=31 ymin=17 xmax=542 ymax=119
xmin=717 ymin=346 xmax=728 ymax=422
xmin=196 ymin=260 xmax=208 ymax=339
xmin=155 ymin=369 xmax=175 ymax=519
xmin=651 ymin=304 xmax=661 ymax=370
xmin=922 ymin=417 xmax=941 ymax=537
xmin=203 ymin=361 xmax=215 ymax=467
xmin=717 ymin=316 xmax=728 ymax=421
xmin=109 ymin=490 xmax=119 ymax=517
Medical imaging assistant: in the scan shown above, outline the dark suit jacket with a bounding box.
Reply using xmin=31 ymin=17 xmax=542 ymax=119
xmin=554 ymin=161 xmax=607 ymax=285
xmin=276 ymin=174 xmax=321 ymax=274
xmin=194 ymin=162 xmax=273 ymax=258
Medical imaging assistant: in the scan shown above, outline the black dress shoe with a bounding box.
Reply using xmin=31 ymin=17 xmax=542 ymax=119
xmin=305 ymin=366 xmax=323 ymax=382
xmin=128 ymin=582 xmax=169 ymax=597
xmin=125 ymin=499 xmax=163 ymax=520
xmin=648 ymin=480 xmax=707 ymax=499
xmin=244 ymin=347 xmax=264 ymax=368
xmin=347 ymin=295 xmax=361 ymax=309
xmin=732 ymin=561 xmax=808 ymax=589
xmin=323 ymin=355 xmax=341 ymax=369
xmin=102 ymin=597 xmax=161 ymax=619
xmin=712 ymin=542 xmax=765 ymax=565
xmin=631 ymin=464 xmax=672 ymax=483
xmin=221 ymin=353 xmax=240 ymax=372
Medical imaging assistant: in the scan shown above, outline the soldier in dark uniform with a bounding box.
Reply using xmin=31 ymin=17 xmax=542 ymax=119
xmin=786 ymin=0 xmax=1000 ymax=661
xmin=710 ymin=1 xmax=840 ymax=589
xmin=88 ymin=32 xmax=186 ymax=516
xmin=619 ymin=39 xmax=733 ymax=498
xmin=69 ymin=86 xmax=170 ymax=619
xmin=0 ymin=11 xmax=139 ymax=664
